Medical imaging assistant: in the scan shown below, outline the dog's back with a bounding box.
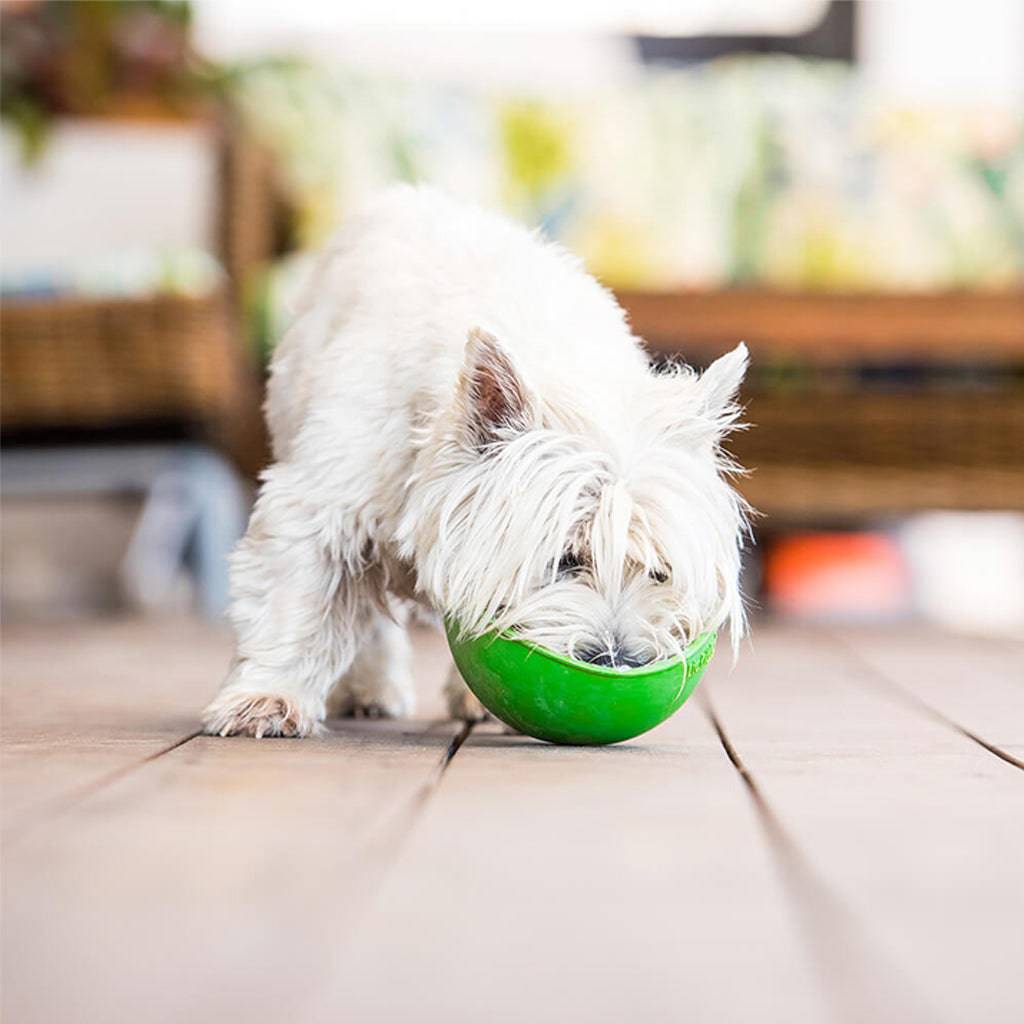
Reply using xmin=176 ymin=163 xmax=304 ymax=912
xmin=266 ymin=185 xmax=652 ymax=460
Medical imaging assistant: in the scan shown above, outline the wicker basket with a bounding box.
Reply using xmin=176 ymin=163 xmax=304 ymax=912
xmin=617 ymin=287 xmax=1024 ymax=517
xmin=733 ymin=390 xmax=1024 ymax=469
xmin=725 ymin=389 xmax=1024 ymax=516
xmin=1 ymin=290 xmax=246 ymax=432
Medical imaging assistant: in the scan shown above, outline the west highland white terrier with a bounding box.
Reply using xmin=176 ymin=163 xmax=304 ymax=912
xmin=203 ymin=186 xmax=750 ymax=738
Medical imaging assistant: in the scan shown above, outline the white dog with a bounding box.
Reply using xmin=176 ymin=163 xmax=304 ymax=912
xmin=203 ymin=186 xmax=749 ymax=738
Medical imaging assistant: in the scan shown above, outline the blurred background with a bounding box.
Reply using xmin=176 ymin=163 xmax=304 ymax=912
xmin=2 ymin=0 xmax=1023 ymax=638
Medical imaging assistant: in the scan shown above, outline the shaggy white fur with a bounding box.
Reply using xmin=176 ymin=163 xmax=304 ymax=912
xmin=203 ymin=186 xmax=749 ymax=738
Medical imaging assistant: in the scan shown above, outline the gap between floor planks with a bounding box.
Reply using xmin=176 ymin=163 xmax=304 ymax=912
xmin=829 ymin=629 xmax=1024 ymax=772
xmin=1 ymin=620 xmax=461 ymax=840
xmin=1 ymin=618 xmax=232 ymax=836
xmin=703 ymin=626 xmax=1024 ymax=1024
xmin=700 ymin=691 xmax=937 ymax=1024
xmin=702 ymin=627 xmax=1022 ymax=1024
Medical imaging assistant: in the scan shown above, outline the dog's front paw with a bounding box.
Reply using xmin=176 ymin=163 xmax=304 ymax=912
xmin=332 ymin=693 xmax=408 ymax=720
xmin=202 ymin=691 xmax=322 ymax=738
xmin=331 ymin=669 xmax=416 ymax=721
xmin=445 ymin=681 xmax=490 ymax=723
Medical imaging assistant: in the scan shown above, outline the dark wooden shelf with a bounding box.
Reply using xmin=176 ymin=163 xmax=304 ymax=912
xmin=616 ymin=288 xmax=1024 ymax=362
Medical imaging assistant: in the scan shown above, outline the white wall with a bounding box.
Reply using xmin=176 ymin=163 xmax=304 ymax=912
xmin=194 ymin=0 xmax=1024 ymax=103
xmin=192 ymin=0 xmax=827 ymax=91
xmin=858 ymin=0 xmax=1024 ymax=106
xmin=1 ymin=121 xmax=218 ymax=284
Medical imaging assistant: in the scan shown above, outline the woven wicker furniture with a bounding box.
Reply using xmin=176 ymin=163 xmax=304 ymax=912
xmin=1 ymin=291 xmax=243 ymax=432
xmin=619 ymin=289 xmax=1024 ymax=517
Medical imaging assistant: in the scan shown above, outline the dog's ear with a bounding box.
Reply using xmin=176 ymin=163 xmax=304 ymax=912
xmin=459 ymin=327 xmax=538 ymax=446
xmin=695 ymin=342 xmax=748 ymax=426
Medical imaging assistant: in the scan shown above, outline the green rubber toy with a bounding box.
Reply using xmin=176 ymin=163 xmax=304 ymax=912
xmin=445 ymin=625 xmax=716 ymax=746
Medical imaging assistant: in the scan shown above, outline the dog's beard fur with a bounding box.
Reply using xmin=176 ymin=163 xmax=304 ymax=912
xmin=399 ymin=329 xmax=750 ymax=667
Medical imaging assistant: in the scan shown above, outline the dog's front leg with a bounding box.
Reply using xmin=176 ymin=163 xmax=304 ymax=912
xmin=202 ymin=465 xmax=370 ymax=738
xmin=444 ymin=664 xmax=489 ymax=723
xmin=328 ymin=609 xmax=416 ymax=720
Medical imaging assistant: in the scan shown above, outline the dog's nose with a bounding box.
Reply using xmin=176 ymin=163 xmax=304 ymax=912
xmin=581 ymin=648 xmax=616 ymax=667
xmin=579 ymin=646 xmax=652 ymax=669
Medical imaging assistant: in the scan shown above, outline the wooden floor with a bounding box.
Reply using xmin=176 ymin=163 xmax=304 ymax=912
xmin=2 ymin=618 xmax=1021 ymax=1024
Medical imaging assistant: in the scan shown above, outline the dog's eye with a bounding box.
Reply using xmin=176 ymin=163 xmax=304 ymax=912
xmin=557 ymin=552 xmax=584 ymax=576
xmin=649 ymin=568 xmax=669 ymax=584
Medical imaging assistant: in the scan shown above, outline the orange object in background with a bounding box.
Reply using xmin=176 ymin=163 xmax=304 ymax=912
xmin=764 ymin=532 xmax=910 ymax=620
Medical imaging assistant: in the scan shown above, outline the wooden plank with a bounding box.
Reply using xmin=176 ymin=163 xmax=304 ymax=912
xmin=705 ymin=626 xmax=1024 ymax=1024
xmin=2 ymin=625 xmax=459 ymax=1024
xmin=617 ymin=288 xmax=1024 ymax=363
xmin=324 ymin=686 xmax=830 ymax=1022
xmin=1 ymin=619 xmax=451 ymax=832
xmin=1 ymin=619 xmax=230 ymax=832
xmin=835 ymin=627 xmax=1023 ymax=759
xmin=2 ymin=725 xmax=465 ymax=1024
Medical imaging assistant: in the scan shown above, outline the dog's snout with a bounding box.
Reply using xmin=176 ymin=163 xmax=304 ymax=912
xmin=580 ymin=647 xmax=616 ymax=667
xmin=619 ymin=650 xmax=654 ymax=668
xmin=579 ymin=645 xmax=652 ymax=669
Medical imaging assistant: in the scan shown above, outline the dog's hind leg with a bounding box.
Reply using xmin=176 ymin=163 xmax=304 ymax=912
xmin=327 ymin=606 xmax=416 ymax=720
xmin=201 ymin=462 xmax=376 ymax=739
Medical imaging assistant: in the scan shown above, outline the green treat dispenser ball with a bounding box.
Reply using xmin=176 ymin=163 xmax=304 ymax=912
xmin=445 ymin=624 xmax=716 ymax=746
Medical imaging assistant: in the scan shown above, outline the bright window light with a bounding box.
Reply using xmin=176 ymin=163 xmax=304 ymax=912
xmin=195 ymin=0 xmax=829 ymax=51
